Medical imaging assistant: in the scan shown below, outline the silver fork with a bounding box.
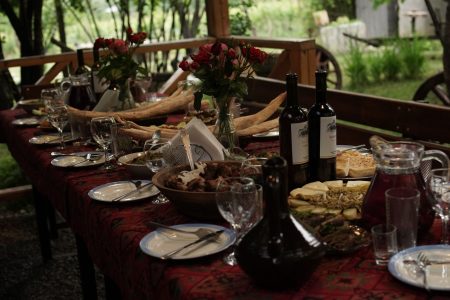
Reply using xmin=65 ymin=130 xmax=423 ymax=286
xmin=148 ymin=221 xmax=213 ymax=239
xmin=417 ymin=252 xmax=431 ymax=291
xmin=70 ymin=153 xmax=102 ymax=167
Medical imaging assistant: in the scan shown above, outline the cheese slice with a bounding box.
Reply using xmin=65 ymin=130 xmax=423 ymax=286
xmin=290 ymin=187 xmax=325 ymax=201
xmin=324 ymin=180 xmax=344 ymax=191
xmin=345 ymin=180 xmax=370 ymax=192
xmin=302 ymin=181 xmax=329 ymax=192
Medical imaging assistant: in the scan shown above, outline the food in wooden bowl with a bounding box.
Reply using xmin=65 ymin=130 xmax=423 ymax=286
xmin=152 ymin=161 xmax=241 ymax=220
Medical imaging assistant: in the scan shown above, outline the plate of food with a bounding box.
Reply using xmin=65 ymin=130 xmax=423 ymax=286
xmin=139 ymin=223 xmax=236 ymax=260
xmin=336 ymin=145 xmax=375 ymax=180
xmin=289 ymin=180 xmax=371 ymax=254
xmin=16 ymin=99 xmax=44 ymax=113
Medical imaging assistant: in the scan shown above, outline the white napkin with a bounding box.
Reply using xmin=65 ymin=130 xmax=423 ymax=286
xmin=93 ymin=89 xmax=120 ymax=112
xmin=168 ymin=117 xmax=225 ymax=164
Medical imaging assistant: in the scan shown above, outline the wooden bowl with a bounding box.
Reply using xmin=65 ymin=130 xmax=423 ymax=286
xmin=152 ymin=161 xmax=240 ymax=220
xmin=118 ymin=152 xmax=152 ymax=178
xmin=17 ymin=99 xmax=44 ymax=114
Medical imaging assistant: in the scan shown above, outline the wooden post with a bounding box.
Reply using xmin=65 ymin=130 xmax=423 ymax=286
xmin=205 ymin=0 xmax=230 ymax=38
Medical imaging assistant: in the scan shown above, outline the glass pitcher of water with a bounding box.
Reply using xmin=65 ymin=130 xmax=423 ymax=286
xmin=61 ymin=73 xmax=97 ymax=110
xmin=362 ymin=141 xmax=448 ymax=237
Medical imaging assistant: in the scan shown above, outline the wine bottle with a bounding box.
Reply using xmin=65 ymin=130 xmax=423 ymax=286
xmin=308 ymin=69 xmax=337 ymax=181
xmin=279 ymin=73 xmax=309 ymax=189
xmin=91 ymin=46 xmax=106 ymax=100
xmin=75 ymin=49 xmax=90 ymax=75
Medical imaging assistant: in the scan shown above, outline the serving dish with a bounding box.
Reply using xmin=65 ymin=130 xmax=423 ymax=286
xmin=152 ymin=161 xmax=241 ymax=220
xmin=11 ymin=117 xmax=41 ymax=127
xmin=118 ymin=152 xmax=151 ymax=178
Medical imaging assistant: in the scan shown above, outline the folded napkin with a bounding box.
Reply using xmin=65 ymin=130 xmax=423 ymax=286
xmin=167 ymin=117 xmax=225 ymax=165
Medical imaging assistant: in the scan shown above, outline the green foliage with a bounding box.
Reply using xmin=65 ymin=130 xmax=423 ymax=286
xmin=381 ymin=46 xmax=401 ymax=80
xmin=367 ymin=52 xmax=384 ymax=82
xmin=230 ymin=11 xmax=252 ymax=35
xmin=398 ymin=37 xmax=425 ymax=79
xmin=311 ymin=0 xmax=355 ymax=20
xmin=0 ymin=145 xmax=28 ymax=189
xmin=344 ymin=43 xmax=368 ymax=87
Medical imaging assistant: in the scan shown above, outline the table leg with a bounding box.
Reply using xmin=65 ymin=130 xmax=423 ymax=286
xmin=46 ymin=201 xmax=59 ymax=239
xmin=75 ymin=235 xmax=98 ymax=300
xmin=32 ymin=185 xmax=52 ymax=262
xmin=104 ymin=274 xmax=122 ymax=300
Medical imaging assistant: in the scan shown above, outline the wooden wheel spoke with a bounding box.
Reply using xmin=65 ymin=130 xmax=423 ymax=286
xmin=432 ymin=85 xmax=450 ymax=105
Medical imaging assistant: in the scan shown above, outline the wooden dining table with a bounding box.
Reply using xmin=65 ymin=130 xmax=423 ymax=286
xmin=0 ymin=107 xmax=447 ymax=300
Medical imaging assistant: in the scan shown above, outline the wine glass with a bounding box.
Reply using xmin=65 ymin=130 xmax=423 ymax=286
xmin=41 ymin=88 xmax=64 ymax=109
xmin=240 ymin=157 xmax=268 ymax=185
xmin=47 ymin=105 xmax=69 ymax=149
xmin=216 ymin=177 xmax=257 ymax=266
xmin=90 ymin=116 xmax=116 ymax=170
xmin=143 ymin=139 xmax=171 ymax=204
xmin=427 ymin=168 xmax=450 ymax=244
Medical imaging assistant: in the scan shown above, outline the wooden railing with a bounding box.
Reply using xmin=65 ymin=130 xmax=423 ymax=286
xmin=0 ymin=36 xmax=316 ymax=91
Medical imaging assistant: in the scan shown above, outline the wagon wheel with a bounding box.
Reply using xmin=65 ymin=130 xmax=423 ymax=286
xmin=413 ymin=72 xmax=450 ymax=106
xmin=315 ymin=44 xmax=343 ymax=90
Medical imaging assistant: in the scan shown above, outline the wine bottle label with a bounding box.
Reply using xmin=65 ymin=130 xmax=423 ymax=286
xmin=291 ymin=122 xmax=309 ymax=164
xmin=320 ymin=116 xmax=337 ymax=158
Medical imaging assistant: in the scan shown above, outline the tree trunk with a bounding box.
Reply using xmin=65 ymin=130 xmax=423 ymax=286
xmin=0 ymin=0 xmax=44 ymax=85
xmin=0 ymin=39 xmax=19 ymax=108
xmin=444 ymin=1 xmax=450 ymax=96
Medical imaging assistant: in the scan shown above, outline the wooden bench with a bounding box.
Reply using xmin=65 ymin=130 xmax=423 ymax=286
xmin=245 ymin=76 xmax=450 ymax=156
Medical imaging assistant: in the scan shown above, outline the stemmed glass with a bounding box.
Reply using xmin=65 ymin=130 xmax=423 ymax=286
xmin=90 ymin=116 xmax=116 ymax=170
xmin=240 ymin=157 xmax=268 ymax=185
xmin=41 ymin=88 xmax=64 ymax=108
xmin=426 ymin=168 xmax=450 ymax=244
xmin=216 ymin=177 xmax=257 ymax=266
xmin=143 ymin=139 xmax=171 ymax=204
xmin=47 ymin=105 xmax=69 ymax=149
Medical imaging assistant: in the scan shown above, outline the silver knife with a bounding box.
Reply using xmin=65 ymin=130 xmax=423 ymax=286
xmin=111 ymin=182 xmax=153 ymax=202
xmin=160 ymin=229 xmax=224 ymax=260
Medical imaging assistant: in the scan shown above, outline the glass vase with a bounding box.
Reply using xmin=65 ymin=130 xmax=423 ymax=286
xmin=116 ymin=80 xmax=135 ymax=111
xmin=212 ymin=96 xmax=238 ymax=152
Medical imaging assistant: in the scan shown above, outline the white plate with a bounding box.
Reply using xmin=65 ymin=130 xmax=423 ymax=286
xmin=88 ymin=180 xmax=159 ymax=202
xmin=29 ymin=134 xmax=75 ymax=145
xmin=51 ymin=152 xmax=105 ymax=168
xmin=140 ymin=223 xmax=236 ymax=260
xmin=12 ymin=117 xmax=40 ymax=126
xmin=388 ymin=245 xmax=450 ymax=291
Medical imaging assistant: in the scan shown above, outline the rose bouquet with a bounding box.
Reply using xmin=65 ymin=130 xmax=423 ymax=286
xmin=179 ymin=41 xmax=267 ymax=148
xmin=94 ymin=28 xmax=148 ymax=109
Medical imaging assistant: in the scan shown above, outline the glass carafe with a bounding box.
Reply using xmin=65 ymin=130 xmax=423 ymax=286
xmin=235 ymin=156 xmax=325 ymax=288
xmin=61 ymin=74 xmax=97 ymax=110
xmin=362 ymin=141 xmax=448 ymax=237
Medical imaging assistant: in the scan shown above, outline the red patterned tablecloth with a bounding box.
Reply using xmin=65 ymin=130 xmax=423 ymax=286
xmin=0 ymin=109 xmax=447 ymax=300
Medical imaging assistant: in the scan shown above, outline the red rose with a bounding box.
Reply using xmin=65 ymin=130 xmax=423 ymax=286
xmin=227 ymin=48 xmax=236 ymax=59
xmin=94 ymin=38 xmax=105 ymax=49
xmin=110 ymin=39 xmax=128 ymax=55
xmin=191 ymin=50 xmax=211 ymax=65
xmin=126 ymin=27 xmax=133 ymax=36
xmin=104 ymin=39 xmax=113 ymax=47
xmin=211 ymin=42 xmax=227 ymax=56
xmin=243 ymin=47 xmax=267 ymax=64
xmin=179 ymin=60 xmax=190 ymax=71
xmin=190 ymin=61 xmax=200 ymax=70
xmin=199 ymin=43 xmax=212 ymax=53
